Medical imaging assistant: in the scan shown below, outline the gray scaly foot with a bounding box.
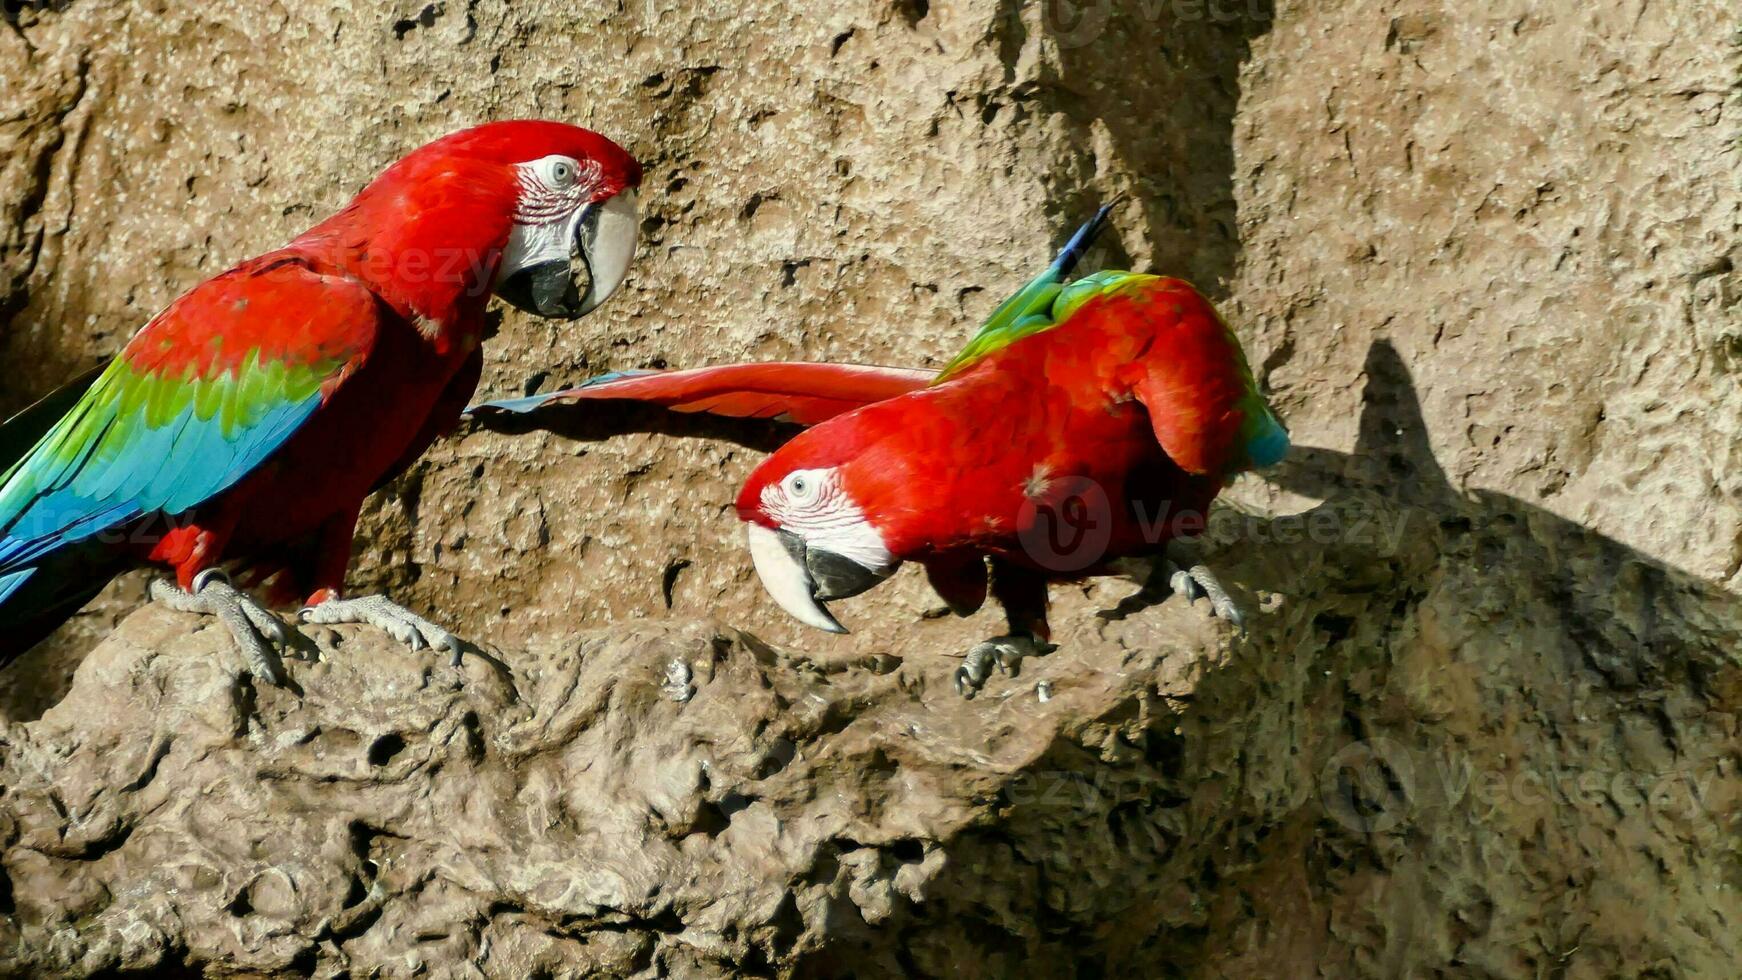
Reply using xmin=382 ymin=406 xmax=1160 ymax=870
xmin=954 ymin=633 xmax=1057 ymax=699
xmin=149 ymin=569 xmax=291 ymax=684
xmin=1164 ymin=559 xmax=1245 ymax=630
xmin=299 ymin=594 xmax=465 ymax=666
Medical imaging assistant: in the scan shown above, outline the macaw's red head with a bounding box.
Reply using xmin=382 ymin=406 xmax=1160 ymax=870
xmin=733 ymin=405 xmax=928 ymax=634
xmin=305 ymin=119 xmax=643 ymax=323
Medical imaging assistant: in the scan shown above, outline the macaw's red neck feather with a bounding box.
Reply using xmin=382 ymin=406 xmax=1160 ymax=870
xmin=295 ymin=155 xmax=518 ymax=330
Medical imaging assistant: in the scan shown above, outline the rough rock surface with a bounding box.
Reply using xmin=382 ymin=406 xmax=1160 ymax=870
xmin=2 ymin=0 xmax=1740 ymax=977
xmin=0 ymin=606 xmax=1227 ymax=977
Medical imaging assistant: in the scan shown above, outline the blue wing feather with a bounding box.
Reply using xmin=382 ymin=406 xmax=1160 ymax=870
xmin=0 ymin=387 xmax=325 ymax=574
xmin=0 ymin=262 xmax=376 ymax=584
xmin=0 ymin=568 xmax=34 ymax=607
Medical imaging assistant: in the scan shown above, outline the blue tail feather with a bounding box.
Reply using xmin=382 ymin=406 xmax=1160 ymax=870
xmin=1047 ymin=200 xmax=1118 ymax=284
xmin=0 ymin=567 xmax=35 ymax=608
xmin=467 ymin=370 xmax=657 ymax=415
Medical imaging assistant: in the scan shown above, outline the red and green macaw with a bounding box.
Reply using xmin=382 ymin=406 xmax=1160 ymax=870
xmin=0 ymin=120 xmax=642 ymax=681
xmin=472 ymin=207 xmax=1288 ymax=696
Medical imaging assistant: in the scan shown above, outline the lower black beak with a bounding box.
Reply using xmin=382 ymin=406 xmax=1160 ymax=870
xmin=745 ymin=524 xmax=894 ymax=634
xmin=496 ymin=257 xmax=585 ymax=319
xmin=805 ymin=544 xmax=885 ymax=601
xmin=496 ymin=189 xmax=639 ymax=321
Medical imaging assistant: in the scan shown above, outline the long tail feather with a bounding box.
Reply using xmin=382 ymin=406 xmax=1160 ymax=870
xmin=932 ymin=201 xmax=1119 ymax=383
xmin=0 ymin=543 xmax=124 ymax=667
xmin=1048 ymin=199 xmax=1118 ymax=283
xmin=469 ymin=363 xmax=932 ymax=427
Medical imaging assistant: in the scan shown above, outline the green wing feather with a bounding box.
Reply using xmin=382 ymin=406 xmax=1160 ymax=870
xmin=0 ymin=263 xmax=374 ymax=577
xmin=0 ymin=355 xmax=339 ymax=573
xmin=933 ymin=203 xmax=1129 ymax=384
xmin=934 ymin=270 xmax=1151 ymax=384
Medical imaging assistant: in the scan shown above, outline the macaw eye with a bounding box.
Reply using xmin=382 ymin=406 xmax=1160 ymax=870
xmin=545 ymin=157 xmax=577 ymax=188
xmin=786 ymin=472 xmax=817 ymax=501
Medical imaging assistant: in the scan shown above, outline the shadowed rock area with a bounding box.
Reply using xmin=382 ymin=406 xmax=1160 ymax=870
xmin=2 ymin=0 xmax=1740 ymax=976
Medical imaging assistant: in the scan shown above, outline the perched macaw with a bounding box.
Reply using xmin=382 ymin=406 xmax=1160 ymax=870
xmin=0 ymin=120 xmax=642 ymax=681
xmin=472 ymin=207 xmax=1287 ymax=696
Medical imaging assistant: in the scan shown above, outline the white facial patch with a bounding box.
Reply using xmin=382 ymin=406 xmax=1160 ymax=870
xmin=497 ymin=213 xmax=580 ymax=285
xmin=514 ymin=154 xmax=599 ymax=222
xmin=760 ymin=467 xmax=894 ymax=573
xmin=495 ymin=155 xmax=598 ymax=284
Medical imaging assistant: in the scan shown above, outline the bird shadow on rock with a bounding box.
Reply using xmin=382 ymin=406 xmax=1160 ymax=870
xmin=1234 ymin=338 xmax=1739 ymax=688
xmin=1016 ymin=0 xmax=1278 ymax=295
xmin=1089 ymin=338 xmax=1741 ymax=691
xmin=1044 ymin=337 xmax=1742 ymax=974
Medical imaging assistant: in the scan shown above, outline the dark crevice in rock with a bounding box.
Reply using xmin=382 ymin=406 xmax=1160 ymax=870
xmin=391 ymin=3 xmax=441 ymax=40
xmin=367 ymin=732 xmax=407 ymax=767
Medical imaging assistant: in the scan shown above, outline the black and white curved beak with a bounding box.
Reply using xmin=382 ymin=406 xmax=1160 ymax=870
xmin=745 ymin=524 xmax=892 ymax=634
xmin=497 ymin=189 xmax=639 ymax=320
